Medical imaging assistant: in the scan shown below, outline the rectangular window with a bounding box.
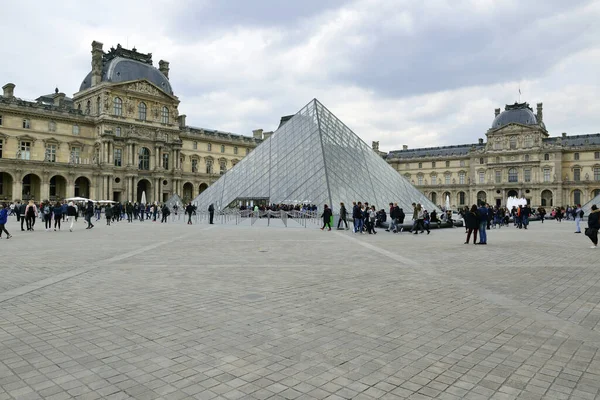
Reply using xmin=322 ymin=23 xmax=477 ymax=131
xmin=544 ymin=169 xmax=551 ymax=182
xmin=220 ymin=145 xmax=225 ymax=153
xmin=71 ymin=147 xmax=81 ymax=164
xmin=595 ymin=167 xmax=600 ymax=181
xmin=72 ymin=125 xmax=80 ymax=135
xmin=207 ymin=143 xmax=212 ymax=151
xmin=459 ymin=192 xmax=465 ymax=205
xmin=459 ymin=172 xmax=465 ymax=184
xmin=478 ymin=172 xmax=485 ymax=183
xmin=162 ymin=153 xmax=169 ymax=170
xmin=595 ymin=151 xmax=600 ymax=160
xmin=418 ymin=162 xmax=422 ymax=169
xmin=114 ymin=148 xmax=122 ymax=167
xmin=0 ymin=115 xmax=3 ymax=125
xmin=46 ymin=144 xmax=56 ymax=162
xmin=191 ymin=159 xmax=198 ymax=173
xmin=509 ymin=136 xmax=516 ymax=149
xmin=220 ymin=161 xmax=226 ymax=175
xmin=524 ymin=168 xmax=531 ymax=182
xmin=115 ymin=127 xmax=121 ymax=137
xmin=417 ymin=176 xmax=423 ymax=185
xmin=234 ymin=146 xmax=238 ymax=155
xmin=524 ymin=137 xmax=533 ymax=148
xmin=431 ymin=176 xmax=436 ymax=185
xmin=432 ymin=161 xmax=436 ymax=168
xmin=48 ymin=121 xmax=56 ymax=132
xmin=460 ymin=160 xmax=465 ymax=167
xmin=193 ymin=141 xmax=197 ymax=150
xmin=206 ymin=160 xmax=213 ymax=174
xmin=23 ymin=119 xmax=30 ymax=129
xmin=20 ymin=141 xmax=31 ymax=160
xmin=445 ymin=161 xmax=450 ymax=167
xmin=495 ymin=170 xmax=501 ymax=183
xmin=445 ymin=174 xmax=450 ymax=184
xmin=574 ymin=153 xmax=580 ymax=161
xmin=493 ymin=141 xmax=501 ymax=150
xmin=574 ymin=168 xmax=581 ymax=182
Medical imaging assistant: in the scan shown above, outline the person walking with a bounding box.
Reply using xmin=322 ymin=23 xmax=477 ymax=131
xmin=185 ymin=202 xmax=194 ymax=225
xmin=367 ymin=205 xmax=377 ymax=234
xmin=352 ymin=202 xmax=363 ymax=233
xmin=105 ymin=205 xmax=113 ymax=226
xmin=413 ymin=203 xmax=425 ymax=234
xmin=85 ymin=200 xmax=95 ymax=229
xmin=337 ymin=202 xmax=348 ymax=230
xmin=477 ymin=202 xmax=489 ymax=244
xmin=464 ymin=205 xmax=479 ymax=244
xmin=410 ymin=203 xmax=419 ymax=233
xmin=0 ymin=204 xmax=12 ymax=239
xmin=53 ymin=201 xmax=63 ymax=231
xmin=320 ymin=204 xmax=332 ymax=231
xmin=25 ymin=200 xmax=37 ymax=231
xmin=67 ymin=202 xmax=77 ymax=232
xmin=386 ymin=203 xmax=397 ymax=233
xmin=586 ymin=205 xmax=600 ymax=248
xmin=42 ymin=201 xmax=52 ymax=231
xmin=208 ymin=203 xmax=215 ymax=224
xmin=161 ymin=204 xmax=170 ymax=223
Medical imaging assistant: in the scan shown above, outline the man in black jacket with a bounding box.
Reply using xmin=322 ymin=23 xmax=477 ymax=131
xmin=19 ymin=201 xmax=27 ymax=231
xmin=85 ymin=201 xmax=95 ymax=229
xmin=208 ymin=204 xmax=215 ymax=224
xmin=185 ymin=203 xmax=194 ymax=225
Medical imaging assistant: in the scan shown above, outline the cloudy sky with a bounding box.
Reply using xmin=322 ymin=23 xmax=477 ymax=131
xmin=2 ymin=0 xmax=599 ymax=151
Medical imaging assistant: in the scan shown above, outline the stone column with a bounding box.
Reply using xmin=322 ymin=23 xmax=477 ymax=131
xmin=149 ymin=148 xmax=155 ymax=171
xmin=108 ymin=175 xmax=113 ymax=201
xmin=67 ymin=179 xmax=75 ymax=198
xmin=12 ymin=174 xmax=22 ymax=202
xmin=132 ymin=177 xmax=138 ymax=203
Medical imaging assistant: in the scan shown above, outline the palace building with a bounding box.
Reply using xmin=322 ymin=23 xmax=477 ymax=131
xmin=0 ymin=41 xmax=264 ymax=204
xmin=386 ymin=102 xmax=600 ymax=209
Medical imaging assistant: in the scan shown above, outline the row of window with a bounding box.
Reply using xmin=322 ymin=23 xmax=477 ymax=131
xmin=11 ymin=118 xmax=81 ymax=135
xmin=413 ymin=152 xmax=600 ymax=169
xmin=113 ymin=98 xmax=170 ymax=124
xmin=191 ymin=141 xmax=250 ymax=155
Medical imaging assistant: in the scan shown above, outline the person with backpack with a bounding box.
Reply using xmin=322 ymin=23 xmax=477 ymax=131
xmin=320 ymin=204 xmax=333 ymax=231
xmin=66 ymin=202 xmax=78 ymax=232
xmin=42 ymin=201 xmax=52 ymax=231
xmin=53 ymin=201 xmax=63 ymax=231
xmin=574 ymin=204 xmax=583 ymax=233
xmin=25 ymin=200 xmax=38 ymax=231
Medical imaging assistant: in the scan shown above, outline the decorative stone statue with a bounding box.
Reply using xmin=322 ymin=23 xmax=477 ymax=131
xmin=69 ymin=151 xmax=76 ymax=164
xmin=16 ymin=149 xmax=22 ymax=159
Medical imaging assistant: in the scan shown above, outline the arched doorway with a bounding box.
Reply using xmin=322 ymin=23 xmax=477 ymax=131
xmin=573 ymin=189 xmax=582 ymax=205
xmin=74 ymin=177 xmax=91 ymax=198
xmin=477 ymin=190 xmax=487 ymax=205
xmin=0 ymin=172 xmax=14 ymax=201
xmin=137 ymin=179 xmax=152 ymax=204
xmin=507 ymin=189 xmax=519 ymax=198
xmin=592 ymin=189 xmax=600 ymax=198
xmin=198 ymin=183 xmax=208 ymax=195
xmin=541 ymin=190 xmax=553 ymax=207
xmin=22 ymin=173 xmax=41 ymax=201
xmin=182 ymin=182 xmax=194 ymax=203
xmin=430 ymin=192 xmax=437 ymax=205
xmin=457 ymin=191 xmax=466 ymax=206
xmin=50 ymin=175 xmax=67 ymax=201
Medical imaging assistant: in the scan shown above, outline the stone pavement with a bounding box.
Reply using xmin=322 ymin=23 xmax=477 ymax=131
xmin=0 ymin=216 xmax=599 ymax=400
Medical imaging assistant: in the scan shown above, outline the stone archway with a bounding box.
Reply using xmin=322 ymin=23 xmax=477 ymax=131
xmin=429 ymin=192 xmax=437 ymax=205
xmin=198 ymin=183 xmax=208 ymax=195
xmin=0 ymin=172 xmax=14 ymax=201
xmin=137 ymin=179 xmax=152 ymax=204
xmin=541 ymin=190 xmax=553 ymax=207
xmin=507 ymin=189 xmax=519 ymax=198
xmin=457 ymin=191 xmax=466 ymax=206
xmin=477 ymin=190 xmax=487 ymax=204
xmin=22 ymin=173 xmax=41 ymax=201
xmin=74 ymin=176 xmax=91 ymax=198
xmin=182 ymin=182 xmax=194 ymax=203
xmin=49 ymin=175 xmax=68 ymax=201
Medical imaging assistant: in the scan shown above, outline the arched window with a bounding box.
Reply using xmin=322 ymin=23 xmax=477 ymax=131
xmin=138 ymin=147 xmax=150 ymax=170
xmin=544 ymin=153 xmax=550 ymax=161
xmin=479 ymin=158 xmax=484 ymax=165
xmin=161 ymin=106 xmax=169 ymax=124
xmin=508 ymin=168 xmax=518 ymax=182
xmin=96 ymin=96 xmax=101 ymax=115
xmin=86 ymin=100 xmax=91 ymax=114
xmin=458 ymin=192 xmax=466 ymax=205
xmin=114 ymin=97 xmax=122 ymax=116
xmin=509 ymin=136 xmax=516 ymax=149
xmin=138 ymin=102 xmax=147 ymax=121
xmin=573 ymin=189 xmax=582 ymax=205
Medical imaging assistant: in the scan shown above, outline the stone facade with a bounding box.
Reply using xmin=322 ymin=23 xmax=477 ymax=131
xmin=0 ymin=42 xmax=264 ymax=204
xmin=386 ymin=102 xmax=600 ymax=208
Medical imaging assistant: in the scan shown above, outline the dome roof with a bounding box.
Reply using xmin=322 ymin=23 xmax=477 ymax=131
xmin=79 ymin=57 xmax=173 ymax=95
xmin=492 ymin=102 xmax=537 ymax=129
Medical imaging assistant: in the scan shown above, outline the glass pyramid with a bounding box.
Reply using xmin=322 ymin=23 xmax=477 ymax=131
xmin=191 ymin=99 xmax=438 ymax=213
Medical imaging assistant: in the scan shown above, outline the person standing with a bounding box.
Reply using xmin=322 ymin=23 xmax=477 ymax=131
xmin=42 ymin=201 xmax=52 ymax=231
xmin=352 ymin=202 xmax=363 ymax=233
xmin=19 ymin=201 xmax=27 ymax=231
xmin=126 ymin=202 xmax=133 ymax=223
xmin=410 ymin=203 xmax=419 ymax=233
xmin=208 ymin=203 xmax=215 ymax=224
xmin=105 ymin=205 xmax=113 ymax=226
xmin=574 ymin=204 xmax=583 ymax=233
xmin=386 ymin=203 xmax=397 ymax=233
xmin=320 ymin=204 xmax=332 ymax=231
xmin=161 ymin=204 xmax=170 ymax=223
xmin=537 ymin=206 xmax=546 ymax=223
xmin=464 ymin=205 xmax=479 ymax=244
xmin=185 ymin=203 xmax=194 ymax=225
xmin=85 ymin=200 xmax=95 ymax=229
xmin=367 ymin=205 xmax=377 ymax=234
xmin=67 ymin=202 xmax=77 ymax=232
xmin=522 ymin=204 xmax=531 ymax=230
xmin=0 ymin=204 xmax=12 ymax=239
xmin=53 ymin=202 xmax=63 ymax=231
xmin=477 ymin=202 xmax=489 ymax=244
xmin=413 ymin=204 xmax=425 ymax=234
xmin=586 ymin=205 xmax=600 ymax=248
xmin=25 ymin=200 xmax=37 ymax=231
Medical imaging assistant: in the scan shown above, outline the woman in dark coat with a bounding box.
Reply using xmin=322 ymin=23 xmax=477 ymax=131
xmin=337 ymin=202 xmax=348 ymax=230
xmin=464 ymin=204 xmax=480 ymax=244
xmin=587 ymin=205 xmax=600 ymax=248
xmin=321 ymin=204 xmax=332 ymax=231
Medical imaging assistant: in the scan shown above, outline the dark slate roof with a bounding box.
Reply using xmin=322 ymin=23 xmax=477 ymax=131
xmin=183 ymin=125 xmax=262 ymax=144
xmin=35 ymin=92 xmax=74 ymax=108
xmin=387 ymin=143 xmax=484 ymax=159
xmin=543 ymin=133 xmax=600 ymax=147
xmin=491 ymin=102 xmax=537 ymax=129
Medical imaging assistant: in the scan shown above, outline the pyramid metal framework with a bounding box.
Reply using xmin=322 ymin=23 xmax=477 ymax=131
xmin=191 ymin=99 xmax=438 ymax=213
xmin=582 ymin=192 xmax=600 ymax=215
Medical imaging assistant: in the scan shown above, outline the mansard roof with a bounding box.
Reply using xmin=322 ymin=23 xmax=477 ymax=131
xmin=387 ymin=143 xmax=485 ymax=159
xmin=542 ymin=133 xmax=600 ymax=147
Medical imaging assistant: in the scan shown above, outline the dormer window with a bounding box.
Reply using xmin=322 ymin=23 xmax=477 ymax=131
xmin=114 ymin=97 xmax=123 ymax=116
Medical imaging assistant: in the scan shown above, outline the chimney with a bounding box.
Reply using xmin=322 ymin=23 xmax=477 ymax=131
xmin=159 ymin=60 xmax=170 ymax=80
xmin=2 ymin=83 xmax=15 ymax=98
xmin=54 ymin=91 xmax=66 ymax=107
xmin=478 ymin=138 xmax=484 ymax=145
xmin=263 ymin=131 xmax=273 ymax=140
xmin=402 ymin=145 xmax=408 ymax=150
xmin=177 ymin=114 xmax=186 ymax=128
xmin=536 ymin=102 xmax=543 ymax=122
xmin=494 ymin=108 xmax=500 ymax=117
xmin=253 ymin=129 xmax=263 ymax=139
xmin=372 ymin=141 xmax=379 ymax=151
xmin=91 ymin=41 xmax=104 ymax=87
xmin=562 ymin=132 xmax=567 ymax=138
